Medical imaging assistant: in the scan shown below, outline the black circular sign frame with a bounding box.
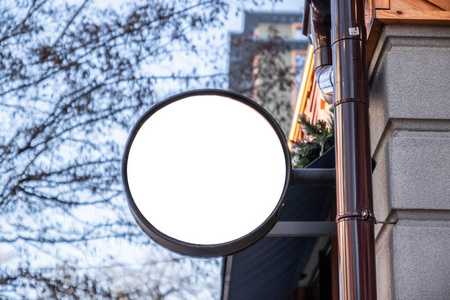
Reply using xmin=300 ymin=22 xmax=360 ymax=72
xmin=122 ymin=89 xmax=291 ymax=257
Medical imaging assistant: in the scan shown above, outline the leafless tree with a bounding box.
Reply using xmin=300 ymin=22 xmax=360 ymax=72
xmin=0 ymin=0 xmax=288 ymax=298
xmin=1 ymin=255 xmax=221 ymax=299
xmin=0 ymin=0 xmax=229 ymax=298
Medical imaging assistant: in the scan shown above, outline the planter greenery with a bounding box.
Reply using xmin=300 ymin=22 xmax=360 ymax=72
xmin=290 ymin=109 xmax=334 ymax=169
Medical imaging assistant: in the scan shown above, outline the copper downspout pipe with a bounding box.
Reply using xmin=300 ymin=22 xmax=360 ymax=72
xmin=331 ymin=0 xmax=377 ymax=299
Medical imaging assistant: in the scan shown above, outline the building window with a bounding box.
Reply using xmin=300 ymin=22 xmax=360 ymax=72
xmin=291 ymin=22 xmax=303 ymax=39
xmin=295 ymin=28 xmax=303 ymax=39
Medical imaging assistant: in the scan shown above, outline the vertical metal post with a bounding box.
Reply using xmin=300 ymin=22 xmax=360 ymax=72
xmin=331 ymin=0 xmax=377 ymax=299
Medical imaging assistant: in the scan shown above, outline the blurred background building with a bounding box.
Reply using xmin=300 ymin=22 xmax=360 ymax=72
xmin=228 ymin=11 xmax=309 ymax=136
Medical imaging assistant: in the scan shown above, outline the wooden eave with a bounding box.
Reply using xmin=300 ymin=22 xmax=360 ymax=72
xmin=366 ymin=0 xmax=450 ymax=62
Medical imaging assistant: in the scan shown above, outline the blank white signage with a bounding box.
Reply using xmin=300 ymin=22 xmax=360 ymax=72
xmin=126 ymin=95 xmax=287 ymax=245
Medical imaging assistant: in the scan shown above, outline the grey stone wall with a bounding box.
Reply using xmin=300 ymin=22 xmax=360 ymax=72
xmin=368 ymin=25 xmax=450 ymax=300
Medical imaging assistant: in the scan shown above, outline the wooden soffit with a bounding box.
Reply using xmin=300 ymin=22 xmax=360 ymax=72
xmin=372 ymin=0 xmax=450 ymax=24
xmin=366 ymin=0 xmax=450 ymax=62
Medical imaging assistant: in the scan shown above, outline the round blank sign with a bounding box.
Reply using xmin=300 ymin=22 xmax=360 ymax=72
xmin=122 ymin=90 xmax=291 ymax=257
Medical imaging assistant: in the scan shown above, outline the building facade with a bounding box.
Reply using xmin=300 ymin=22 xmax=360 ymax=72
xmin=297 ymin=0 xmax=450 ymax=298
xmin=222 ymin=1 xmax=450 ymax=299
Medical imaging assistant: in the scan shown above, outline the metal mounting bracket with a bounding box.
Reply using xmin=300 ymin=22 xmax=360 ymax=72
xmin=267 ymin=221 xmax=337 ymax=237
xmin=291 ymin=168 xmax=336 ymax=186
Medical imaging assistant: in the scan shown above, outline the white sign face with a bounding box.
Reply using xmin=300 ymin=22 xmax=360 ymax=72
xmin=125 ymin=93 xmax=289 ymax=252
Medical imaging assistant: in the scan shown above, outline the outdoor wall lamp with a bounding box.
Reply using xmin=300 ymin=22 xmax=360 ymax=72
xmin=122 ymin=89 xmax=335 ymax=257
xmin=308 ymin=0 xmax=334 ymax=104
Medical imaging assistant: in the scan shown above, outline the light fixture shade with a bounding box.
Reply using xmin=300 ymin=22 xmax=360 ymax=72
xmin=122 ymin=90 xmax=291 ymax=257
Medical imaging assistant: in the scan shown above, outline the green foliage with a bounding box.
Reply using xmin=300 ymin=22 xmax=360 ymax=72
xmin=290 ymin=108 xmax=334 ymax=168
